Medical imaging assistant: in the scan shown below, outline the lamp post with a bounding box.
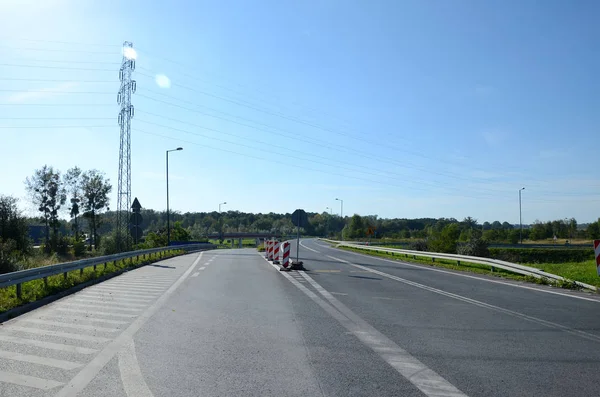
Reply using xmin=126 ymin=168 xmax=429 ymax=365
xmin=218 ymin=202 xmax=227 ymax=241
xmin=166 ymin=147 xmax=183 ymax=246
xmin=335 ymin=198 xmax=344 ymax=241
xmin=519 ymin=187 xmax=525 ymax=244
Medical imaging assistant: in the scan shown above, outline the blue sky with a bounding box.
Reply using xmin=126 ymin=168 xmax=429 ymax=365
xmin=1 ymin=0 xmax=599 ymax=223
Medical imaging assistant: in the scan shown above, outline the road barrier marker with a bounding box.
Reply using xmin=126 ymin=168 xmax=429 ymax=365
xmin=280 ymin=242 xmax=290 ymax=270
xmin=595 ymin=240 xmax=600 ymax=276
xmin=272 ymin=241 xmax=281 ymax=264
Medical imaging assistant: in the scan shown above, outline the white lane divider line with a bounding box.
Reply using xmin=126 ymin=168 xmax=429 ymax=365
xmin=330 ymin=292 xmax=349 ymax=296
xmin=56 ymin=251 xmax=204 ymax=397
xmin=261 ymin=254 xmax=467 ymax=397
xmin=299 ymin=240 xmax=320 ymax=253
xmin=327 ymin=255 xmax=600 ymax=344
xmin=191 ymin=272 xmax=200 ymax=278
xmin=20 ymin=319 xmax=120 ymax=333
xmin=199 ymin=266 xmax=206 ymax=270
xmin=0 ymin=349 xmax=83 ymax=370
xmin=0 ymin=370 xmax=64 ymax=390
xmin=60 ymin=303 xmax=142 ymax=313
xmin=76 ymin=293 xmax=153 ymax=303
xmin=0 ymin=334 xmax=98 ymax=355
xmin=331 ymin=244 xmax=600 ymax=303
xmin=7 ymin=327 xmax=111 ymax=343
xmin=91 ymin=285 xmax=165 ymax=292
xmin=118 ymin=339 xmax=154 ymax=397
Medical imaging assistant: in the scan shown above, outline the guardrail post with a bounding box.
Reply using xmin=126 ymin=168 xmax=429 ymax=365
xmin=16 ymin=283 xmax=22 ymax=299
xmin=113 ymin=260 xmax=116 ymax=268
xmin=413 ymin=255 xmax=416 ymax=259
xmin=80 ymin=268 xmax=84 ymax=276
xmin=491 ymin=266 xmax=496 ymax=272
xmin=93 ymin=264 xmax=97 ymax=271
xmin=43 ymin=277 xmax=48 ymax=288
xmin=432 ymin=258 xmax=435 ymax=262
xmin=63 ymin=271 xmax=68 ymax=280
xmin=457 ymin=260 xmax=461 ymax=265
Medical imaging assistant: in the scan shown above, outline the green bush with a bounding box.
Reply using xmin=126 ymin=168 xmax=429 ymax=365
xmin=0 ymin=238 xmax=19 ymax=274
xmin=409 ymin=239 xmax=428 ymax=251
xmin=457 ymin=238 xmax=490 ymax=257
xmin=489 ymin=248 xmax=593 ymax=264
xmin=72 ymin=239 xmax=86 ymax=257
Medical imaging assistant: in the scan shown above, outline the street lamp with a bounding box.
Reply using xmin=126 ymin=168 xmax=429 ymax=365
xmin=218 ymin=202 xmax=227 ymax=240
xmin=335 ymin=198 xmax=344 ymax=241
xmin=519 ymin=187 xmax=525 ymax=244
xmin=166 ymin=147 xmax=183 ymax=246
xmin=325 ymin=207 xmax=332 ymax=215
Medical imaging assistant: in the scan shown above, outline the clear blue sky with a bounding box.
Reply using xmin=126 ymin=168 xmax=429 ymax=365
xmin=1 ymin=0 xmax=599 ymax=223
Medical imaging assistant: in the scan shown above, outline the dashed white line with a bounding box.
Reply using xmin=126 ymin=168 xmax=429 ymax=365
xmin=199 ymin=266 xmax=206 ymax=270
xmin=191 ymin=272 xmax=200 ymax=277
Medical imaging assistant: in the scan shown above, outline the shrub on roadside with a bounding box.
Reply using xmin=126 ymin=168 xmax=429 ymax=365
xmin=457 ymin=238 xmax=490 ymax=257
xmin=409 ymin=239 xmax=429 ymax=251
xmin=489 ymin=248 xmax=593 ymax=264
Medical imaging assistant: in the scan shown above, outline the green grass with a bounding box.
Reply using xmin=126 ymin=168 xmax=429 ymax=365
xmin=525 ymin=260 xmax=600 ymax=288
xmin=0 ymin=249 xmax=183 ymax=315
xmin=337 ymin=246 xmax=597 ymax=290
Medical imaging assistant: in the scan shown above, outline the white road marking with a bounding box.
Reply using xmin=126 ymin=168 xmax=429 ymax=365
xmin=327 ymin=242 xmax=600 ymax=303
xmin=118 ymin=338 xmax=155 ymax=397
xmin=7 ymin=327 xmax=111 ymax=343
xmin=69 ymin=298 xmax=147 ymax=308
xmin=191 ymin=272 xmax=200 ymax=277
xmin=91 ymin=285 xmax=165 ymax=292
xmin=327 ymin=255 xmax=600 ymax=344
xmin=0 ymin=370 xmax=64 ymax=390
xmin=20 ymin=318 xmax=120 ymax=332
xmin=56 ymin=251 xmax=204 ymax=397
xmin=60 ymin=303 xmax=142 ymax=313
xmin=330 ymin=292 xmax=349 ymax=296
xmin=0 ymin=334 xmax=98 ymax=354
xmin=199 ymin=266 xmax=206 ymax=270
xmin=300 ymin=240 xmax=320 ymax=253
xmin=38 ymin=315 xmax=129 ymax=326
xmin=76 ymin=293 xmax=153 ymax=303
xmin=0 ymin=349 xmax=83 ymax=370
xmin=108 ymin=281 xmax=172 ymax=286
xmin=53 ymin=308 xmax=138 ymax=318
xmin=261 ymin=254 xmax=467 ymax=397
xmin=83 ymin=290 xmax=160 ymax=298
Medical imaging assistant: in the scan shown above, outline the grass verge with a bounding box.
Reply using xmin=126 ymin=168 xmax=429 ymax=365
xmin=337 ymin=246 xmax=593 ymax=290
xmin=0 ymin=249 xmax=184 ymax=315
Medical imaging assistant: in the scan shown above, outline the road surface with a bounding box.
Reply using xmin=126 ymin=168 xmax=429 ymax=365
xmin=1 ymin=239 xmax=600 ymax=396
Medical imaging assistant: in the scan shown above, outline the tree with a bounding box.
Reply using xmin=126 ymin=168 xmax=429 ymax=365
xmin=587 ymin=219 xmax=600 ymax=239
xmin=0 ymin=195 xmax=29 ymax=253
xmin=462 ymin=217 xmax=478 ymax=230
xmin=81 ymin=170 xmax=112 ymax=249
xmin=348 ymin=214 xmax=365 ymax=239
xmin=25 ymin=165 xmax=66 ymax=252
xmin=64 ymin=167 xmax=83 ymax=240
xmin=429 ymin=223 xmax=461 ymax=253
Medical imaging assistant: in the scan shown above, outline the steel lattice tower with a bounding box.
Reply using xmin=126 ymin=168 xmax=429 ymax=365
xmin=116 ymin=41 xmax=136 ymax=252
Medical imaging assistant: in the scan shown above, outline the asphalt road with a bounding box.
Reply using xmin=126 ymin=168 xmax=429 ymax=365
xmin=1 ymin=240 xmax=600 ymax=396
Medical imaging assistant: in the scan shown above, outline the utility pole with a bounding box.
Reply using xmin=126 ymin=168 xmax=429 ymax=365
xmin=519 ymin=187 xmax=525 ymax=244
xmin=166 ymin=147 xmax=183 ymax=246
xmin=116 ymin=41 xmax=136 ymax=252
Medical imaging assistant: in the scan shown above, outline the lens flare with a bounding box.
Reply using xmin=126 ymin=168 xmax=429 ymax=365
xmin=123 ymin=47 xmax=137 ymax=60
xmin=155 ymin=74 xmax=171 ymax=89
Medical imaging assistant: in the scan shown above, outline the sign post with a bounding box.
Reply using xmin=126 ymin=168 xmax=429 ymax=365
xmin=595 ymin=240 xmax=600 ymax=276
xmin=291 ymin=209 xmax=308 ymax=269
xmin=129 ymin=198 xmax=143 ymax=246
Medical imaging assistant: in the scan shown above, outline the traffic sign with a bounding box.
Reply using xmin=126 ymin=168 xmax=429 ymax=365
xmin=367 ymin=226 xmax=375 ymax=236
xmin=130 ymin=225 xmax=143 ymax=241
xmin=291 ymin=209 xmax=308 ymax=227
xmin=129 ymin=212 xmax=142 ymax=226
xmin=131 ymin=197 xmax=142 ymax=212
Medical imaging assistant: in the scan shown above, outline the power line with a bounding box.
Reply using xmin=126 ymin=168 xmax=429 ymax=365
xmin=0 ymin=117 xmax=113 ymax=120
xmin=0 ymin=125 xmax=113 ymax=129
xmin=0 ymin=45 xmax=118 ymax=55
xmin=0 ymin=78 xmax=115 ymax=83
xmin=134 ymin=91 xmax=507 ymax=185
xmin=0 ymin=89 xmax=114 ymax=94
xmin=0 ymin=103 xmax=114 ymax=106
xmin=0 ymin=63 xmax=115 ymax=72
xmin=3 ymin=58 xmax=120 ymax=65
xmin=0 ymin=38 xmax=121 ymax=47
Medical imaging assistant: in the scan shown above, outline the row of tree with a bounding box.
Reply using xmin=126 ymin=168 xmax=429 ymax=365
xmin=24 ymin=165 xmax=112 ymax=252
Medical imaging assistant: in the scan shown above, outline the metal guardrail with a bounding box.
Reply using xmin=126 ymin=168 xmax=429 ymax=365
xmin=320 ymin=239 xmax=597 ymax=292
xmin=0 ymin=243 xmax=215 ymax=298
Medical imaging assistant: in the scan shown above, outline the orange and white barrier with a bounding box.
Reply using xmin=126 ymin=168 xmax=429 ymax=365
xmin=264 ymin=240 xmax=270 ymax=258
xmin=281 ymin=242 xmax=290 ymax=269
